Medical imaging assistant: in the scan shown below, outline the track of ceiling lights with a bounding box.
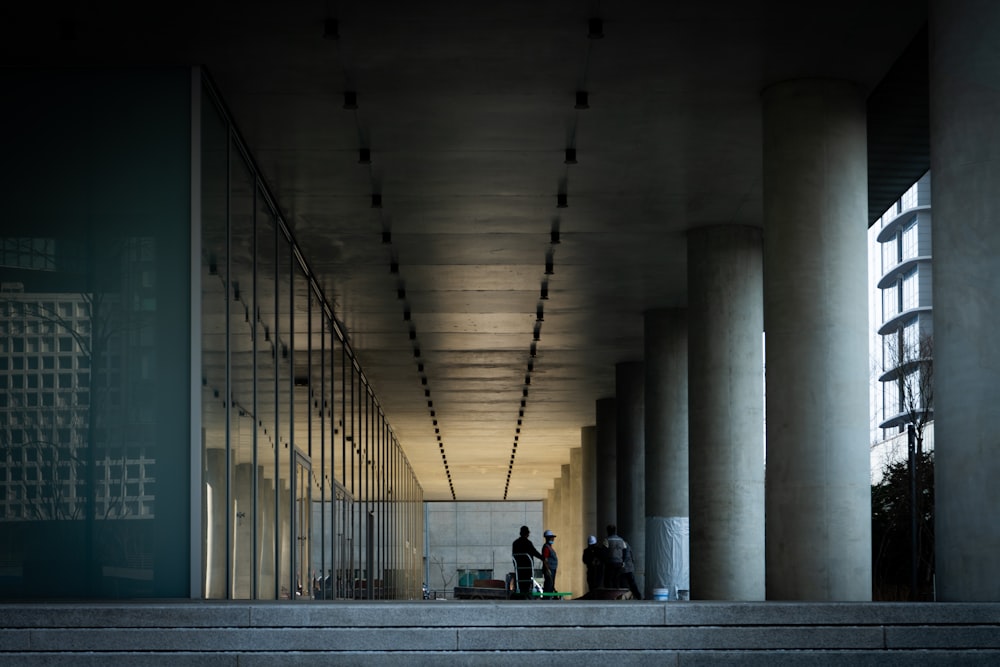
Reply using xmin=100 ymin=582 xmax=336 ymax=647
xmin=326 ymin=16 xmax=457 ymax=499
xmin=503 ymin=16 xmax=604 ymax=500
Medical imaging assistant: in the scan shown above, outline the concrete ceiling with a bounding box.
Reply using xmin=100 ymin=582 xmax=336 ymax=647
xmin=6 ymin=1 xmax=928 ymax=500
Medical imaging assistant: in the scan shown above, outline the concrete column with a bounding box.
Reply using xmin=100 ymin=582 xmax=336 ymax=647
xmin=595 ymin=398 xmax=617 ymax=533
xmin=687 ymin=225 xmax=764 ymax=601
xmin=570 ymin=446 xmax=584 ymax=596
xmin=233 ymin=462 xmax=254 ymax=598
xmin=581 ymin=426 xmax=597 ymax=542
xmin=615 ymin=361 xmax=645 ymax=595
xmin=930 ymin=0 xmax=1000 ymax=601
xmin=204 ymin=448 xmax=228 ymax=599
xmin=258 ymin=472 xmax=276 ymax=599
xmin=644 ymin=308 xmax=690 ymax=599
xmin=762 ymin=79 xmax=871 ymax=601
xmin=560 ymin=462 xmax=572 ymax=591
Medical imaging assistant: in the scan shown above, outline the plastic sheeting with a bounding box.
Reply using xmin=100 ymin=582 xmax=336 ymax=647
xmin=645 ymin=516 xmax=689 ymax=598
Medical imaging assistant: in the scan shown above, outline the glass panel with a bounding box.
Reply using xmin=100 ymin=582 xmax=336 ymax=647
xmin=229 ymin=141 xmax=255 ymax=599
xmin=254 ymin=186 xmax=276 ymax=599
xmin=0 ymin=68 xmax=191 ymax=599
xmin=201 ymin=84 xmax=229 ymax=599
xmin=295 ymin=453 xmax=310 ymax=600
xmin=276 ymin=230 xmax=292 ymax=599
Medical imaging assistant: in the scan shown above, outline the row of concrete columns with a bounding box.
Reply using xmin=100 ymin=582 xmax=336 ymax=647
xmin=544 ymin=2 xmax=1000 ymax=601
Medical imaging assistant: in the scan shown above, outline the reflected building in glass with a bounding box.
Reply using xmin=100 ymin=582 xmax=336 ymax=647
xmin=0 ymin=67 xmax=424 ymax=601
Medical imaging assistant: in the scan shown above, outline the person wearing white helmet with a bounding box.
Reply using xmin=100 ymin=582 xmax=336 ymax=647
xmin=582 ymin=534 xmax=606 ymax=594
xmin=541 ymin=529 xmax=558 ymax=595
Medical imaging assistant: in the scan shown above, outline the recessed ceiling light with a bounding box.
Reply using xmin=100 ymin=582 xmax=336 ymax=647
xmin=575 ymin=90 xmax=589 ymax=109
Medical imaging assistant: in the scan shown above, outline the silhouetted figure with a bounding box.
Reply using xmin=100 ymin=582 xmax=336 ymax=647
xmin=512 ymin=525 xmax=544 ymax=597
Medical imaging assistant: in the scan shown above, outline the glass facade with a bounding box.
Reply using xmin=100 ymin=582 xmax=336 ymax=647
xmin=0 ymin=69 xmax=193 ymax=598
xmin=0 ymin=67 xmax=423 ymax=600
xmin=198 ymin=73 xmax=423 ymax=601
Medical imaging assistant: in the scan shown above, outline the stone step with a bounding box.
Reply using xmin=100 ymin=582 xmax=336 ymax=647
xmin=0 ymin=601 xmax=998 ymax=665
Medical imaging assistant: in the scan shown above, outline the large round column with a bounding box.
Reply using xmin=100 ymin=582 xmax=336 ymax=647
xmin=762 ymin=78 xmax=871 ymax=601
xmin=615 ymin=361 xmax=645 ymax=595
xmin=687 ymin=225 xmax=764 ymax=600
xmin=595 ymin=398 xmax=617 ymax=534
xmin=930 ymin=0 xmax=1000 ymax=601
xmin=570 ymin=446 xmax=584 ymax=595
xmin=644 ymin=308 xmax=690 ymax=599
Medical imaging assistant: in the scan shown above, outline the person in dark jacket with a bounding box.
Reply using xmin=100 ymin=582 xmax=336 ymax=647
xmin=541 ymin=529 xmax=558 ymax=594
xmin=512 ymin=525 xmax=544 ymax=597
xmin=582 ymin=535 xmax=607 ymax=593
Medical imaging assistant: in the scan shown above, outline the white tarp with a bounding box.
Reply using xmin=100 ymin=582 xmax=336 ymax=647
xmin=645 ymin=515 xmax=689 ymax=598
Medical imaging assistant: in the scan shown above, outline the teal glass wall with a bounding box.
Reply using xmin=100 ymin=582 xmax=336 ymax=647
xmin=0 ymin=69 xmax=193 ymax=598
xmin=198 ymin=73 xmax=424 ymax=600
xmin=0 ymin=67 xmax=423 ymax=601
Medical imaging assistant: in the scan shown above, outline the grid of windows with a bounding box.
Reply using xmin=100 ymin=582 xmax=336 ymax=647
xmin=0 ymin=238 xmax=56 ymax=272
xmin=0 ymin=293 xmax=153 ymax=521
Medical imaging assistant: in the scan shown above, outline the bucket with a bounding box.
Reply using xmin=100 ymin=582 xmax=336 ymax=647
xmin=651 ymin=587 xmax=670 ymax=601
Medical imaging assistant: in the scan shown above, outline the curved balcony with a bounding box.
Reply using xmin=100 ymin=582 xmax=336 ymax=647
xmin=876 ymin=205 xmax=930 ymax=243
xmin=879 ymin=408 xmax=933 ymax=431
xmin=878 ymin=306 xmax=931 ymax=336
xmin=878 ymin=356 xmax=931 ymax=383
xmin=877 ymin=254 xmax=932 ymax=289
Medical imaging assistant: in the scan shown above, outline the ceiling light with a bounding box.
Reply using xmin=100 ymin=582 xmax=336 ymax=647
xmin=588 ymin=17 xmax=604 ymax=39
xmin=359 ymin=147 xmax=371 ymax=164
xmin=520 ymin=399 xmax=526 ymax=408
xmin=391 ymin=260 xmax=399 ymax=274
xmin=564 ymin=148 xmax=577 ymax=164
xmin=524 ymin=375 xmax=531 ymax=385
xmin=425 ymin=389 xmax=431 ymax=397
xmin=371 ymin=193 xmax=382 ymax=208
xmin=382 ymin=230 xmax=392 ymax=244
xmin=421 ymin=376 xmax=427 ymax=385
xmin=551 ymin=229 xmax=560 ymax=244
xmin=545 ymin=251 xmax=554 ymax=274
xmin=413 ymin=347 xmax=420 ymax=358
xmin=536 ymin=305 xmax=544 ymax=321
xmin=533 ymin=323 xmax=541 ymax=341
xmin=408 ymin=329 xmax=416 ymax=340
xmin=522 ymin=388 xmax=529 ymax=397
xmin=418 ymin=363 xmax=424 ymax=372
xmin=556 ymin=193 xmax=568 ymax=208
xmin=530 ymin=342 xmax=537 ymax=357
xmin=527 ymin=360 xmax=534 ymax=372
xmin=575 ymin=90 xmax=589 ymax=109
xmin=403 ymin=309 xmax=411 ymax=321
xmin=540 ymin=282 xmax=548 ymax=300
xmin=344 ymin=91 xmax=358 ymax=109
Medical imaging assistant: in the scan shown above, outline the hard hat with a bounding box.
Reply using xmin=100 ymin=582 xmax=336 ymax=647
xmin=587 ymin=535 xmax=597 ymax=545
xmin=543 ymin=529 xmax=556 ymax=537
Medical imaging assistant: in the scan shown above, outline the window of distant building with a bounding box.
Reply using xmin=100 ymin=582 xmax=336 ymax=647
xmin=901 ymin=269 xmax=919 ymax=311
xmin=901 ymin=217 xmax=918 ymax=260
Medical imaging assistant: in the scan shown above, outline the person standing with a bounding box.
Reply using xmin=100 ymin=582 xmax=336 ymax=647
xmin=541 ymin=529 xmax=558 ymax=594
xmin=512 ymin=525 xmax=544 ymax=597
xmin=603 ymin=524 xmax=626 ymax=589
xmin=620 ymin=535 xmax=642 ymax=600
xmin=582 ymin=535 xmax=607 ymax=594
